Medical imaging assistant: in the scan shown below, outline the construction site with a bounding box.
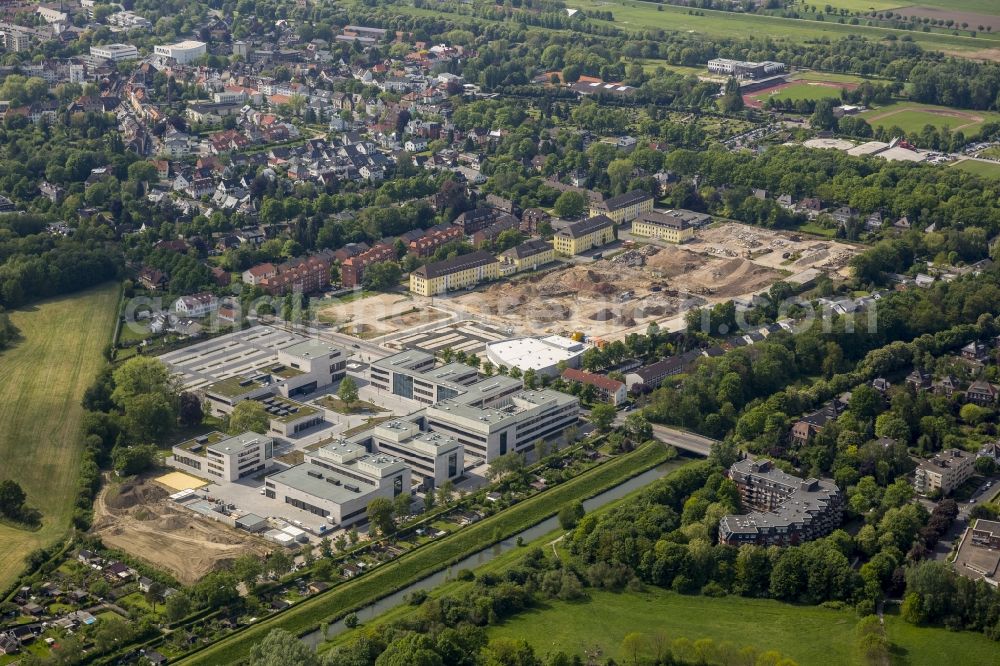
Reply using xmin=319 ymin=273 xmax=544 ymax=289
xmin=691 ymin=222 xmax=858 ymax=275
xmin=92 ymin=477 xmax=270 ymax=585
xmin=443 ymin=223 xmax=859 ymax=340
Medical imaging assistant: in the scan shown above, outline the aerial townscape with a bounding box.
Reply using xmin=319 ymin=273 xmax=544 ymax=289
xmin=4 ymin=0 xmax=1000 ymax=664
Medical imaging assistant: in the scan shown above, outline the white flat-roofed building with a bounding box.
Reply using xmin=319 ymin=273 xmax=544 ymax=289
xmin=154 ymin=40 xmax=206 ymax=64
xmin=369 ymin=349 xmax=490 ymax=405
xmin=201 ymin=340 xmax=346 ymax=414
xmin=90 ymin=43 xmax=139 ymax=62
xmin=425 ymin=389 xmax=579 ymax=462
xmin=107 ymin=11 xmax=151 ymax=30
xmin=348 ymin=419 xmax=463 ymax=489
xmin=265 ymin=441 xmax=410 ymax=528
xmin=171 ymin=431 xmax=274 ymax=482
xmin=485 ymin=335 xmax=586 ymax=377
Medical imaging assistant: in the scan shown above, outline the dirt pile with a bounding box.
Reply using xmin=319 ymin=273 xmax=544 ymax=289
xmin=106 ymin=482 xmax=168 ymax=511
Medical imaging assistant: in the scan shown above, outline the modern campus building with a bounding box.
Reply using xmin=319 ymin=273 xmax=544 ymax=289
xmin=369 ymin=349 xmax=519 ymax=406
xmin=589 ymin=189 xmax=654 ymax=224
xmin=154 ymin=40 xmax=207 ymax=64
xmin=265 ymin=440 xmax=410 ymax=528
xmin=631 ymin=209 xmax=704 ymax=243
xmin=913 ymin=448 xmax=975 ymax=496
xmin=409 ymin=250 xmax=499 ymax=296
xmin=201 ymin=339 xmax=346 ymax=428
xmin=345 ymin=418 xmax=464 ymax=489
xmin=90 ymin=43 xmax=139 ymax=62
xmin=553 ymin=215 xmax=615 ymax=256
xmin=171 ymin=431 xmax=275 ymax=482
xmin=707 ymin=59 xmax=785 ymax=80
xmin=369 ymin=349 xmax=580 ymax=462
xmin=718 ymin=458 xmax=843 ymax=546
xmin=485 ymin=335 xmax=585 ymax=377
xmin=425 ymin=389 xmax=579 ymax=462
xmin=499 ymin=239 xmax=555 ymax=273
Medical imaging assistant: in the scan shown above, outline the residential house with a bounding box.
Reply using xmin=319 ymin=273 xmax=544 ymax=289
xmin=138 ymin=267 xmax=168 ymax=291
xmin=561 ymin=367 xmax=627 ymax=405
xmin=966 ymin=380 xmax=998 ymax=407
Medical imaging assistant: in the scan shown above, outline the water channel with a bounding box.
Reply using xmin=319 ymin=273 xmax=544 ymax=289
xmin=301 ymin=459 xmax=687 ymax=650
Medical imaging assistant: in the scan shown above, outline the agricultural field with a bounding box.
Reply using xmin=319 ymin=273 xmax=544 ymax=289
xmin=795 ymin=0 xmax=1000 ymax=14
xmin=950 ymin=158 xmax=1000 ymax=178
xmin=859 ymin=101 xmax=1000 ymax=135
xmin=0 ymin=283 xmax=119 ymax=592
xmin=570 ymin=0 xmax=1000 ymax=59
xmin=488 ymin=589 xmax=1000 ymax=666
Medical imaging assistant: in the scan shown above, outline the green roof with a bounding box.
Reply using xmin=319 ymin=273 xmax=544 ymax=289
xmin=176 ymin=431 xmax=225 ymax=452
xmin=205 ymin=375 xmax=268 ymax=399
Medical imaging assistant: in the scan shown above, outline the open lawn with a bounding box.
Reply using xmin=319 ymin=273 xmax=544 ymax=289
xmin=753 ymin=81 xmax=848 ymax=104
xmin=860 ymin=101 xmax=1000 ymax=135
xmin=570 ymin=0 xmax=1000 ymax=58
xmin=489 ymin=589 xmax=1000 ymax=666
xmin=950 ymin=158 xmax=1000 ymax=179
xmin=0 ymin=283 xmax=119 ymax=592
xmin=792 ymin=70 xmax=871 ymax=85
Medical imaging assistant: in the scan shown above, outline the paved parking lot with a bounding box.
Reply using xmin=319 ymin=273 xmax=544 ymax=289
xmin=159 ymin=325 xmax=314 ymax=391
xmin=388 ymin=320 xmax=509 ymax=356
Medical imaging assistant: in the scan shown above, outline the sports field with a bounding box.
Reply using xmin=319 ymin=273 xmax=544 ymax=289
xmin=860 ymin=101 xmax=1000 ymax=135
xmin=751 ymin=81 xmax=848 ymax=105
xmin=489 ymin=589 xmax=1000 ymax=665
xmin=950 ymin=158 xmax=1000 ymax=179
xmin=0 ymin=283 xmax=119 ymax=592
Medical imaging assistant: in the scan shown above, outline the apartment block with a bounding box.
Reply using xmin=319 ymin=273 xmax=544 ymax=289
xmin=589 ymin=189 xmax=653 ymax=224
xmin=341 ymin=242 xmax=395 ymax=288
xmin=553 ymin=215 xmax=615 ymax=256
xmin=409 ymin=250 xmax=499 ymax=296
xmin=719 ymin=458 xmax=843 ymax=547
xmin=242 ymin=251 xmax=333 ymax=295
xmin=913 ymin=448 xmax=975 ymax=496
xmin=171 ymin=431 xmax=275 ymax=482
xmin=560 ymin=367 xmax=627 ymax=405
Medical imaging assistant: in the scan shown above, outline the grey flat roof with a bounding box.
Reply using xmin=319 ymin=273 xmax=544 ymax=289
xmin=282 ymin=339 xmax=343 ymax=359
xmin=207 ymin=431 xmax=270 ymax=455
xmin=269 ymin=462 xmax=377 ymax=504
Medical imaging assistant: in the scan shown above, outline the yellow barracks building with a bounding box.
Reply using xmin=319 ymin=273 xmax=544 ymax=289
xmin=589 ymin=189 xmax=653 ymax=224
xmin=553 ymin=215 xmax=616 ymax=256
xmin=410 ymin=250 xmax=499 ymax=296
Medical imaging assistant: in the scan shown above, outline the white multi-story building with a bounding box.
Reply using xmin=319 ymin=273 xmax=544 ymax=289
xmin=173 ymin=292 xmax=219 ymax=317
xmin=348 ymin=419 xmax=463 ymax=489
xmin=107 ymin=11 xmax=151 ymax=30
xmin=202 ymin=339 xmax=347 ymax=415
xmin=914 ymin=448 xmax=975 ymax=496
xmin=171 ymin=431 xmax=275 ymax=482
xmin=154 ymin=40 xmax=206 ymax=64
xmin=264 ymin=440 xmax=410 ymax=528
xmin=90 ymin=43 xmax=139 ymax=62
xmin=425 ymin=389 xmax=579 ymax=463
xmin=369 ymin=349 xmax=579 ymax=463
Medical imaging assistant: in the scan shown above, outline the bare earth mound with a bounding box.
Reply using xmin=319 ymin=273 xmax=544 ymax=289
xmin=93 ymin=477 xmax=268 ymax=585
